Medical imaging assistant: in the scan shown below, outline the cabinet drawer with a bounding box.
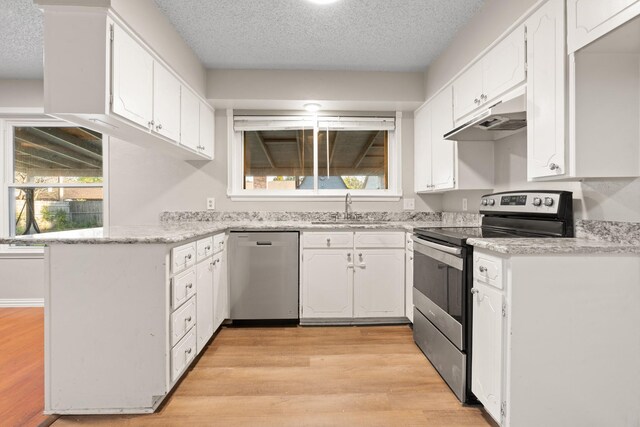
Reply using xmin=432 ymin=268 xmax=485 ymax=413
xmin=170 ymin=296 xmax=196 ymax=346
xmin=355 ymin=232 xmax=405 ymax=248
xmin=474 ymin=251 xmax=504 ymax=289
xmin=303 ymin=232 xmax=353 ymax=249
xmin=172 ymin=267 xmax=196 ymax=309
xmin=196 ymin=237 xmax=214 ymax=261
xmin=213 ymin=233 xmax=226 ymax=254
xmin=172 ymin=242 xmax=196 ymax=274
xmin=171 ymin=327 xmax=196 ymax=383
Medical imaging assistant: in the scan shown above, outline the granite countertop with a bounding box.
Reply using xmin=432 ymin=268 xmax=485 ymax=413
xmin=0 ymin=220 xmax=447 ymax=245
xmin=467 ymin=237 xmax=640 ymax=255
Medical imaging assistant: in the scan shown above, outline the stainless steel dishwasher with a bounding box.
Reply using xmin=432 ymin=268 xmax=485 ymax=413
xmin=229 ymin=231 xmax=299 ymax=320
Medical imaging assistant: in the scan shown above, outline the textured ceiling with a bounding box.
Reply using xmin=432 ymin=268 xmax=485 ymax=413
xmin=0 ymin=0 xmax=485 ymax=79
xmin=154 ymin=0 xmax=485 ymax=72
xmin=0 ymin=0 xmax=43 ymax=78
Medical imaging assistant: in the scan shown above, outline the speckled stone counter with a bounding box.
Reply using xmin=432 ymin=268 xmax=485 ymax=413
xmin=467 ymin=237 xmax=640 ymax=255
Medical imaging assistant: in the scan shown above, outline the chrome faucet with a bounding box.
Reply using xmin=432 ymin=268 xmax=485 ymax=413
xmin=345 ymin=193 xmax=352 ymax=220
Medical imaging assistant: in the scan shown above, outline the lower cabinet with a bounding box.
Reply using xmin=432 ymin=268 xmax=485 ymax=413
xmin=301 ymin=249 xmax=354 ymax=318
xmin=213 ymin=236 xmax=229 ymax=330
xmin=405 ymin=234 xmax=414 ymax=323
xmin=301 ymin=231 xmax=406 ymax=322
xmin=195 ymin=258 xmax=214 ymax=354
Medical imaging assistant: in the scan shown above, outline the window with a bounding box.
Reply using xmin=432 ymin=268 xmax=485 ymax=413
xmin=2 ymin=120 xmax=106 ymax=240
xmin=229 ymin=113 xmax=401 ymax=199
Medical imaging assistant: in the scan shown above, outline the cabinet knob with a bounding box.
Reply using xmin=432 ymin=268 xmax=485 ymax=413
xmin=549 ymin=163 xmax=560 ymax=171
xmin=185 ymin=348 xmax=192 ymax=354
xmin=187 ymin=254 xmax=192 ymax=260
xmin=409 ymin=256 xmax=413 ymax=261
xmin=478 ymin=265 xmax=487 ymax=273
xmin=481 ymin=94 xmax=487 ymax=101
xmin=186 ymin=283 xmax=193 ymax=289
xmin=471 ymin=288 xmax=479 ymax=295
xmin=186 ymin=316 xmax=192 ymax=322
xmin=205 ymin=245 xmax=211 ymax=251
xmin=474 ymin=98 xmax=480 ymax=104
xmin=155 ymin=123 xmax=163 ymax=130
xmin=148 ymin=120 xmax=155 ymax=127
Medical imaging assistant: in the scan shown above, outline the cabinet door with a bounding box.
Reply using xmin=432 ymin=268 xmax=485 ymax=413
xmin=353 ymin=249 xmax=405 ymax=318
xmin=152 ymin=62 xmax=181 ymax=142
xmin=199 ymin=103 xmax=215 ymax=159
xmin=180 ymin=87 xmax=200 ymax=152
xmin=526 ymin=0 xmax=566 ymax=179
xmin=196 ymin=260 xmax=214 ymax=354
xmin=405 ymin=248 xmax=413 ymax=323
xmin=413 ymin=103 xmax=433 ymax=192
xmin=567 ymin=0 xmax=640 ymax=52
xmin=471 ymin=281 xmax=504 ymax=424
xmin=430 ymin=86 xmax=456 ymax=190
xmin=301 ymin=250 xmax=353 ymax=318
xmin=482 ymin=25 xmax=526 ymax=102
xmin=111 ymin=25 xmax=153 ymax=128
xmin=453 ymin=60 xmax=483 ymax=120
xmin=213 ymin=250 xmax=228 ymax=330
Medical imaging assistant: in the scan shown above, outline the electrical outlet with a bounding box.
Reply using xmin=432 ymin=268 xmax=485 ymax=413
xmin=403 ymin=198 xmax=415 ymax=210
xmin=207 ymin=198 xmax=215 ymax=210
xmin=462 ymin=198 xmax=468 ymax=211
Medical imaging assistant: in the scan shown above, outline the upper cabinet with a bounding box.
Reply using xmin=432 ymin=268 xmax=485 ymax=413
xmin=525 ymin=0 xmax=566 ymax=179
xmin=453 ymin=26 xmax=526 ymax=121
xmin=41 ymin=6 xmax=214 ymax=161
xmin=567 ymin=0 xmax=640 ymax=53
xmin=414 ymin=86 xmax=494 ymax=194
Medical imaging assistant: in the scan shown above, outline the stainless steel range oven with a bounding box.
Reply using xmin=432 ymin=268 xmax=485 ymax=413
xmin=412 ymin=190 xmax=574 ymax=403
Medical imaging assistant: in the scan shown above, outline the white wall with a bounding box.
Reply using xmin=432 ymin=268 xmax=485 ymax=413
xmin=0 ymin=80 xmax=44 ymax=113
xmin=442 ymin=133 xmax=640 ymax=222
xmin=109 ymin=109 xmax=442 ymax=225
xmin=0 ymin=256 xmax=44 ymax=303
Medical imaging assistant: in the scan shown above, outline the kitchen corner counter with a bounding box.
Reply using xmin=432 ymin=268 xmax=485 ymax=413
xmin=467 ymin=237 xmax=640 ymax=255
xmin=0 ymin=220 xmax=451 ymax=245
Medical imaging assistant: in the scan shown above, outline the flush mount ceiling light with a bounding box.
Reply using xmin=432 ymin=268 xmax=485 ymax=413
xmin=303 ymin=103 xmax=321 ymax=112
xmin=306 ymin=0 xmax=340 ymax=5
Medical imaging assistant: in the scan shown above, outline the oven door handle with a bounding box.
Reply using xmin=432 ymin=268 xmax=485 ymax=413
xmin=412 ymin=236 xmax=462 ymax=255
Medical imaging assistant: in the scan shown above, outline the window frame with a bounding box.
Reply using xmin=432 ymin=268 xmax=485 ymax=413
xmin=227 ymin=110 xmax=403 ymax=201
xmin=0 ymin=118 xmax=109 ymax=254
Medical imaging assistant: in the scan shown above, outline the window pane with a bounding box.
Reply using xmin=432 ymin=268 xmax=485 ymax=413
xmin=243 ymin=129 xmax=311 ymax=190
xmin=13 ymin=187 xmax=103 ymax=235
xmin=14 ymin=127 xmax=103 ymax=184
xmin=317 ymin=129 xmax=388 ymax=190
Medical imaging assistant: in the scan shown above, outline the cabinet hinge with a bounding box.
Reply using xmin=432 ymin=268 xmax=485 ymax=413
xmin=502 ymin=302 xmax=507 ymax=318
xmin=109 ymin=24 xmax=114 ymax=41
xmin=501 ymin=401 xmax=507 ymax=418
xmin=109 ymin=93 xmax=113 ymax=106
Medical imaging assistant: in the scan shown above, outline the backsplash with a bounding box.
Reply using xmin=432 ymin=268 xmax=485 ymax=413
xmin=160 ymin=211 xmax=444 ymax=223
xmin=575 ymin=220 xmax=640 ymax=245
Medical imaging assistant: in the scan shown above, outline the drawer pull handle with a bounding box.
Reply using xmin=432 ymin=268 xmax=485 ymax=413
xmin=185 ymin=348 xmax=192 ymax=355
xmin=185 ymin=254 xmax=192 ymax=261
xmin=471 ymin=288 xmax=479 ymax=295
xmin=479 ymin=266 xmax=487 ymax=273
xmin=205 ymin=245 xmax=211 ymax=250
xmin=185 ymin=316 xmax=192 ymax=322
xmin=186 ymin=283 xmax=193 ymax=289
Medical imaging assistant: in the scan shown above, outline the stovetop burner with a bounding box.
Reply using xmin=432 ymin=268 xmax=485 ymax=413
xmin=414 ymin=226 xmax=554 ymax=246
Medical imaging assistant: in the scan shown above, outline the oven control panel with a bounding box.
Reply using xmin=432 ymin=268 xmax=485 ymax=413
xmin=480 ymin=192 xmax=567 ymax=214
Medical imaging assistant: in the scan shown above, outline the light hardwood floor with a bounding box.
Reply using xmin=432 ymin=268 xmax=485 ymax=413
xmin=0 ymin=308 xmax=51 ymax=427
xmin=55 ymin=325 xmax=493 ymax=427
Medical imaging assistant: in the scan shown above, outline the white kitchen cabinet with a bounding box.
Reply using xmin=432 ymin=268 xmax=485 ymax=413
xmin=567 ymin=0 xmax=640 ymax=53
xmin=180 ymin=87 xmax=200 ymax=152
xmin=471 ymin=280 xmax=504 ymax=423
xmin=414 ymin=86 xmax=494 ymax=194
xmin=301 ymin=249 xmax=354 ymax=318
xmin=526 ymin=0 xmax=567 ymax=179
xmin=111 ymin=24 xmax=153 ymax=129
xmin=195 ymin=258 xmax=214 ymax=354
xmin=471 ymin=248 xmax=640 ymax=426
xmin=353 ymin=249 xmax=405 ymax=318
xmin=213 ymin=238 xmax=229 ymax=330
xmin=405 ymin=236 xmax=414 ymax=323
xmin=453 ymin=26 xmax=526 ymax=121
xmin=199 ymin=102 xmax=215 ymax=159
xmin=152 ymin=62 xmax=181 ymax=142
xmin=40 ymin=7 xmax=212 ymax=160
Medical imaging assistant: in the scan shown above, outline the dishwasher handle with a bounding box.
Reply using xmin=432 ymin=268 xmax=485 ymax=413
xmin=256 ymin=241 xmax=273 ymax=246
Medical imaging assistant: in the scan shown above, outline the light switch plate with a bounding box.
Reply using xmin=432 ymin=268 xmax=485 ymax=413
xmin=403 ymin=198 xmax=415 ymax=210
xmin=207 ymin=198 xmax=215 ymax=210
xmin=462 ymin=198 xmax=468 ymax=211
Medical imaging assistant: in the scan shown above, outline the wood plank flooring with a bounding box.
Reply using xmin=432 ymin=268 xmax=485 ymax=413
xmin=0 ymin=308 xmax=50 ymax=427
xmin=55 ymin=325 xmax=493 ymax=427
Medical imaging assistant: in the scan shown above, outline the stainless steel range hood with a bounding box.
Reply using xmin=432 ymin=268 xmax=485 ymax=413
xmin=444 ymin=86 xmax=526 ymax=141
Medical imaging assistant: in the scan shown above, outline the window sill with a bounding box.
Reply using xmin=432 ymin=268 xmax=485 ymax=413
xmin=228 ymin=191 xmax=403 ymax=202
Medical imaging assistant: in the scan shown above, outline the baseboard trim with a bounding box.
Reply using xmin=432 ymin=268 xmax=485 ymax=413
xmin=0 ymin=298 xmax=44 ymax=307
